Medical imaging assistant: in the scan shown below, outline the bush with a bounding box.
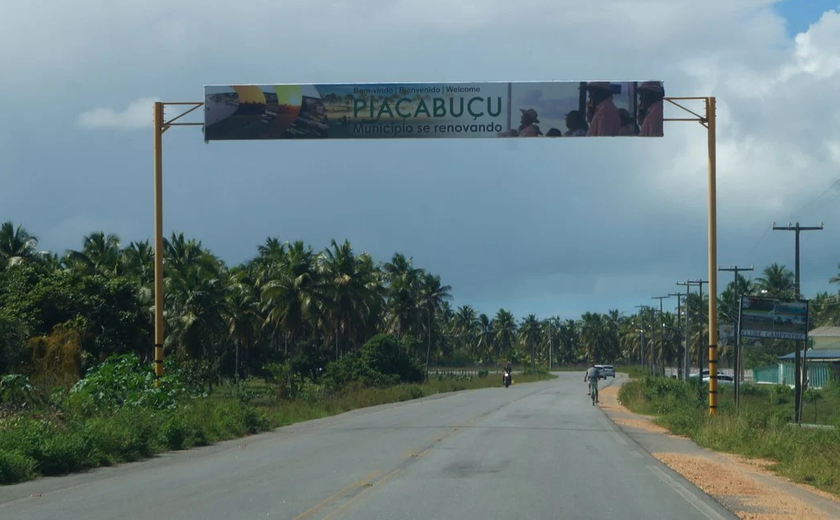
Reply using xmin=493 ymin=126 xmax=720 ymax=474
xmin=522 ymin=365 xmax=549 ymax=376
xmin=360 ymin=334 xmax=425 ymax=384
xmin=71 ymin=354 xmax=191 ymax=410
xmin=0 ymin=449 xmax=35 ymax=484
xmin=0 ymin=418 xmax=93 ymax=476
xmin=0 ymin=374 xmax=37 ymax=413
xmin=770 ymin=385 xmax=793 ymax=405
xmin=478 ymin=370 xmax=489 ymax=378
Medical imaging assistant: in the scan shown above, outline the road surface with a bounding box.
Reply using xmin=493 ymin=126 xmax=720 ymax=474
xmin=0 ymin=374 xmax=736 ymax=520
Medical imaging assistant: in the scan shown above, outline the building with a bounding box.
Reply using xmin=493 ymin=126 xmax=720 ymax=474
xmin=753 ymin=326 xmax=840 ymax=388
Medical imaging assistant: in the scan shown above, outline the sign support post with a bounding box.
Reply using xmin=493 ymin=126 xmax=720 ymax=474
xmin=664 ymin=97 xmax=718 ymax=416
xmin=152 ymin=101 xmax=204 ymax=382
xmin=150 ymin=85 xmax=717 ymax=420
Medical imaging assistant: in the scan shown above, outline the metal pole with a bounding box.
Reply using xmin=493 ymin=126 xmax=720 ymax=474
xmin=153 ymin=102 xmax=165 ymax=383
xmin=685 ymin=284 xmax=690 ymax=381
xmin=773 ymin=221 xmax=822 ymax=423
xmin=669 ymin=292 xmax=684 ymax=379
xmin=719 ymin=265 xmax=753 ymax=409
xmin=640 ymin=328 xmax=645 ymax=369
xmin=707 ymin=97 xmax=719 ymax=416
xmin=653 ymin=296 xmax=670 ymax=376
xmin=678 ymin=281 xmax=692 ymax=381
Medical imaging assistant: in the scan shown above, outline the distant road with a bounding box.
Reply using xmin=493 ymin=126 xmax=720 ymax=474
xmin=0 ymin=374 xmax=735 ymax=520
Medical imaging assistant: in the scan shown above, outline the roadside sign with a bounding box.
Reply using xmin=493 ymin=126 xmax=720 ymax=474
xmin=738 ymin=296 xmax=809 ymax=341
xmin=203 ymin=81 xmax=665 ymax=141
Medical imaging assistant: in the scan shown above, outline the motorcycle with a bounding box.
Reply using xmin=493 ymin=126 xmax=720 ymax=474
xmin=503 ymin=370 xmax=511 ymax=388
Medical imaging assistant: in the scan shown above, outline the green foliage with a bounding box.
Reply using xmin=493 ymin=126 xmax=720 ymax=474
xmin=0 ymin=374 xmax=35 ymax=409
xmin=323 ymin=335 xmax=425 ymax=393
xmin=620 ymin=378 xmax=840 ymax=496
xmin=770 ymin=384 xmax=793 ymax=405
xmin=359 ymin=334 xmax=425 ymax=384
xmin=521 ymin=364 xmax=549 ymax=376
xmin=70 ymin=354 xmax=191 ymax=410
xmin=0 ymin=449 xmax=35 ymax=484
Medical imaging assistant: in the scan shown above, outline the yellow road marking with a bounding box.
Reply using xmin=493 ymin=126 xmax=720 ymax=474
xmin=322 ymin=469 xmax=401 ymax=520
xmin=292 ymin=471 xmax=381 ymax=520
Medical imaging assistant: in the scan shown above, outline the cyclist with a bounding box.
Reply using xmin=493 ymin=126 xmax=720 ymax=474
xmin=584 ymin=362 xmax=600 ymax=405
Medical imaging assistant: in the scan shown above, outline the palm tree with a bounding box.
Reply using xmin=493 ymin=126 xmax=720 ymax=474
xmin=620 ymin=315 xmax=643 ymax=364
xmin=558 ymin=319 xmax=580 ymax=363
xmin=0 ymin=221 xmax=38 ymax=268
xmin=383 ymin=253 xmax=420 ymax=339
xmin=809 ymin=292 xmax=840 ymax=328
xmin=318 ymin=240 xmax=380 ymax=359
xmin=65 ymin=231 xmax=123 ymax=276
xmin=165 ymin=248 xmax=228 ymax=360
xmin=580 ymin=312 xmax=606 ymax=363
xmin=518 ymin=314 xmax=541 ymax=372
xmin=419 ymin=272 xmax=451 ymax=370
xmin=492 ymin=309 xmax=517 ymax=363
xmin=454 ymin=305 xmax=478 ymax=358
xmin=226 ymin=272 xmax=260 ymax=379
xmin=260 ymin=240 xmax=319 ymax=354
xmin=476 ymin=313 xmax=494 ymax=362
xmin=755 ymin=263 xmax=795 ymax=298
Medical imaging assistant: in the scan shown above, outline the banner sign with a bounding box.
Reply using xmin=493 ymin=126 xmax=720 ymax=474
xmin=203 ymin=81 xmax=665 ymax=141
xmin=738 ymin=296 xmax=809 ymax=341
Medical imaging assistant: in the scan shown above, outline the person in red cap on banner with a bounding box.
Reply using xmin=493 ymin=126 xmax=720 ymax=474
xmin=580 ymin=82 xmax=621 ymax=137
xmin=637 ymin=81 xmax=665 ymax=137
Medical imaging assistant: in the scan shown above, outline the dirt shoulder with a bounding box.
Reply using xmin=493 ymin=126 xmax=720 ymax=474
xmin=600 ymin=376 xmax=840 ymax=520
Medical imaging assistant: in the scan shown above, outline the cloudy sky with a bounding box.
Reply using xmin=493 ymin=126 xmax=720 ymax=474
xmin=2 ymin=0 xmax=839 ymax=321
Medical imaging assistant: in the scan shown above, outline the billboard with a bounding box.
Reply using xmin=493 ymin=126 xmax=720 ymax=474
xmin=203 ymin=81 xmax=665 ymax=141
xmin=738 ymin=296 xmax=809 ymax=341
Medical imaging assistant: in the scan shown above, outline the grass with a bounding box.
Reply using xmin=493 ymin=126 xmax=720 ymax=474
xmin=0 ymin=372 xmax=553 ymax=485
xmin=619 ymin=376 xmax=840 ymax=496
xmin=616 ymin=366 xmax=648 ymax=380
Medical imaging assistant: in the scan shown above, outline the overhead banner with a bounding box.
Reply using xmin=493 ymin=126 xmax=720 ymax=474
xmin=738 ymin=296 xmax=809 ymax=341
xmin=203 ymin=81 xmax=665 ymax=141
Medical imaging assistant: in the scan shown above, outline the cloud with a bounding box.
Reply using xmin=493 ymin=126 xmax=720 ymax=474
xmin=77 ymin=98 xmax=159 ymax=130
xmin=3 ymin=0 xmax=840 ymax=321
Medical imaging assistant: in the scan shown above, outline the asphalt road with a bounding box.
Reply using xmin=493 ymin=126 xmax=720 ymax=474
xmin=0 ymin=374 xmax=736 ymax=520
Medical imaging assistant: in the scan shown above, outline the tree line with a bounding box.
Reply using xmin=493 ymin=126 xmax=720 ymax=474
xmin=2 ymin=221 xmax=839 ymax=381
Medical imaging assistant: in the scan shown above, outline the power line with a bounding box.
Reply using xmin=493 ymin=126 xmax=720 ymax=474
xmin=787 ymin=176 xmax=840 ymax=221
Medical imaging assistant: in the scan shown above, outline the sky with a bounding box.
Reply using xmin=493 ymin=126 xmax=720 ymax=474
xmin=1 ymin=0 xmax=840 ymax=322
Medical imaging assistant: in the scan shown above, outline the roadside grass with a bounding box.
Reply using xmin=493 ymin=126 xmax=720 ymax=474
xmin=0 ymin=372 xmax=553 ymax=485
xmin=616 ymin=366 xmax=648 ymax=380
xmin=619 ymin=377 xmax=840 ymax=496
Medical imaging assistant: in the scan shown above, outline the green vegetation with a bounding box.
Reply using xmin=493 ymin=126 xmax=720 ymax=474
xmin=0 ymin=348 xmax=551 ymax=485
xmin=619 ymin=376 xmax=840 ymax=495
xmin=2 ymin=221 xmax=839 ymax=485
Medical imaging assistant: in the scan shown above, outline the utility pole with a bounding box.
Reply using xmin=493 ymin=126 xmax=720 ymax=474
xmin=652 ymin=296 xmax=671 ymax=376
xmin=677 ymin=281 xmax=692 ymax=381
xmin=773 ymin=221 xmax=823 ymax=423
xmin=548 ymin=317 xmax=554 ymax=371
xmin=669 ymin=292 xmax=686 ymax=379
xmin=719 ymin=265 xmax=754 ymax=409
xmin=635 ymin=305 xmax=652 ymax=371
xmin=692 ymin=279 xmax=709 ymax=375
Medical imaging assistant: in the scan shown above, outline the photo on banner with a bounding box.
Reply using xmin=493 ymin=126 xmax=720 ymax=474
xmin=738 ymin=296 xmax=809 ymax=341
xmin=203 ymin=81 xmax=665 ymax=141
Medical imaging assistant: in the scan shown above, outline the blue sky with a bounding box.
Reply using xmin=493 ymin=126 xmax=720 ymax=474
xmin=775 ymin=0 xmax=839 ymax=33
xmin=1 ymin=1 xmax=839 ymax=322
